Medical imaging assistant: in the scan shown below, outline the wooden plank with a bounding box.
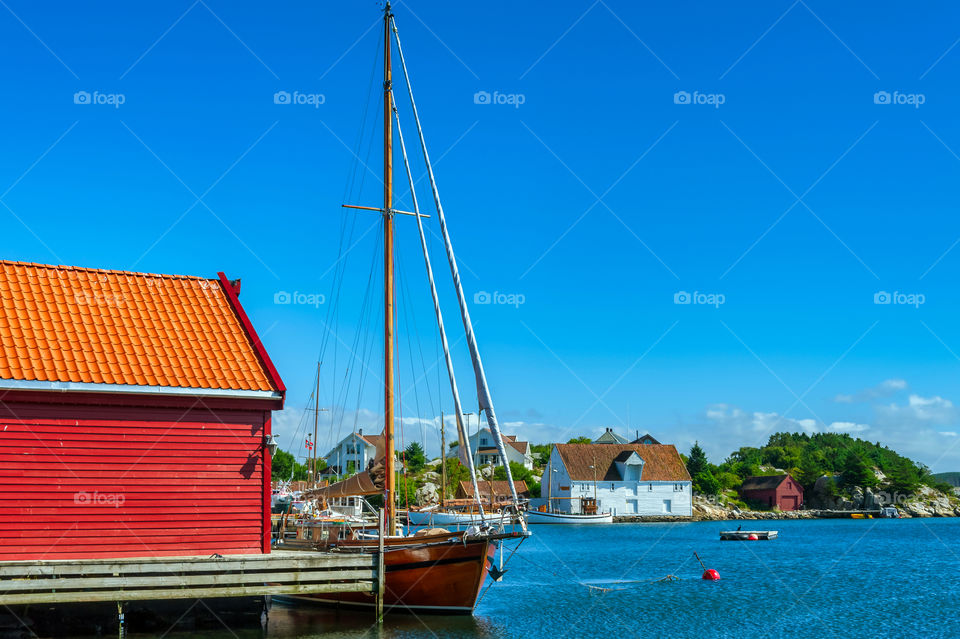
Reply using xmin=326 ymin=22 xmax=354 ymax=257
xmin=0 ymin=569 xmax=377 ymax=592
xmin=0 ymin=555 xmax=375 ymax=576
xmin=0 ymin=581 xmax=376 ymax=605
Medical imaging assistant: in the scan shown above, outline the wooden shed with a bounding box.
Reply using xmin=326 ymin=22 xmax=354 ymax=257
xmin=0 ymin=261 xmax=284 ymax=560
xmin=739 ymin=474 xmax=804 ymax=511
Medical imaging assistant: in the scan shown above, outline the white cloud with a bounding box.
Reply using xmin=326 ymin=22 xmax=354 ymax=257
xmin=877 ymin=394 xmax=957 ymax=425
xmin=834 ymin=378 xmax=908 ymax=403
xmin=704 ymin=404 xmax=817 ymax=436
xmin=826 ymin=421 xmax=870 ymax=433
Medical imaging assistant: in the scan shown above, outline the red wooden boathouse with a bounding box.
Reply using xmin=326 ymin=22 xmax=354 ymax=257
xmin=739 ymin=474 xmax=804 ymax=511
xmin=0 ymin=261 xmax=284 ymax=560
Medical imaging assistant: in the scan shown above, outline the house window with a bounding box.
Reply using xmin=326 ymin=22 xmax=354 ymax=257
xmin=648 ymin=483 xmax=653 ymax=491
xmin=481 ymin=438 xmax=488 ymax=445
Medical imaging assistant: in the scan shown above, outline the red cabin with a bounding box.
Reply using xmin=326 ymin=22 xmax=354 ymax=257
xmin=739 ymin=474 xmax=804 ymax=511
xmin=0 ymin=261 xmax=284 ymax=560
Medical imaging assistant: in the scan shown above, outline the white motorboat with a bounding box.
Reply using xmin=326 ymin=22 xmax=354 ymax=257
xmin=406 ymin=508 xmax=510 ymax=527
xmin=525 ymin=510 xmax=613 ymax=524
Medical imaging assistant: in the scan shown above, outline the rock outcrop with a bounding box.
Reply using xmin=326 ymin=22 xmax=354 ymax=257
xmin=415 ymin=482 xmax=439 ymax=505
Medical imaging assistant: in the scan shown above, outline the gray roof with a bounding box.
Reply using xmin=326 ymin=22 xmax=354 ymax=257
xmin=594 ymin=429 xmax=631 ymax=444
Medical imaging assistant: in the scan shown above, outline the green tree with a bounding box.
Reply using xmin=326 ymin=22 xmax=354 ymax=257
xmin=844 ymin=455 xmax=879 ymax=488
xmin=403 ymin=441 xmax=427 ymax=473
xmin=567 ymin=436 xmax=592 ymax=444
xmin=686 ymin=442 xmax=709 ymax=479
xmin=271 ymin=449 xmax=308 ymax=481
xmin=887 ymin=459 xmax=920 ymax=498
xmin=530 ymin=443 xmax=552 ymax=467
xmin=443 ymin=458 xmax=472 ymax=499
xmin=528 ymin=481 xmax=542 ymax=498
xmin=492 ymin=461 xmax=534 ymax=484
xmin=396 ymin=473 xmax=420 ymax=506
xmin=796 ymin=449 xmax=825 ymax=489
xmin=693 ymin=470 xmax=721 ymax=495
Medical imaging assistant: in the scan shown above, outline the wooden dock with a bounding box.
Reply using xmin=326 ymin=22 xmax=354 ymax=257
xmin=719 ymin=530 xmax=779 ymax=540
xmin=0 ymin=550 xmax=379 ymax=607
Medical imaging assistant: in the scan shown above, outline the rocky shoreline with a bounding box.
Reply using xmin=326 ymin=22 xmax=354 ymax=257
xmin=691 ymin=492 xmax=960 ymax=521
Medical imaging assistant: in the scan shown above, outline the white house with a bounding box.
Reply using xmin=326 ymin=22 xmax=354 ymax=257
xmin=322 ymin=429 xmax=384 ymax=475
xmin=447 ymin=428 xmax=534 ymax=470
xmin=544 ymin=443 xmax=692 ymax=517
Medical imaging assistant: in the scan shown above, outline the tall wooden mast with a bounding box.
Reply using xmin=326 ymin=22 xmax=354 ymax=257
xmin=312 ymin=361 xmax=319 ymax=483
xmin=382 ymin=2 xmax=397 ymax=536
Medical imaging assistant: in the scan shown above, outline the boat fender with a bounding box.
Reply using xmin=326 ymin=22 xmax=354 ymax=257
xmin=702 ymin=569 xmax=720 ymax=581
xmin=747 ymin=533 xmax=759 ymax=541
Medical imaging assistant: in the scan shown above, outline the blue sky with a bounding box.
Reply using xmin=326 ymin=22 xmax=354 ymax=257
xmin=3 ymin=1 xmax=960 ymax=471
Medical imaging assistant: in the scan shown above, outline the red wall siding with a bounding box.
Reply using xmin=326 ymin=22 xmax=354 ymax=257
xmin=741 ymin=481 xmax=804 ymax=511
xmin=775 ymin=480 xmax=804 ymax=511
xmin=0 ymin=402 xmax=268 ymax=560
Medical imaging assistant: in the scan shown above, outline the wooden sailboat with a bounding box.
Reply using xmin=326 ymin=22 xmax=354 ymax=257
xmin=283 ymin=3 xmax=528 ymax=615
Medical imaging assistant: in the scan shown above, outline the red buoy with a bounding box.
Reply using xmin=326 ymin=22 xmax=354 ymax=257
xmin=747 ymin=533 xmax=759 ymax=541
xmin=702 ymin=569 xmax=720 ymax=581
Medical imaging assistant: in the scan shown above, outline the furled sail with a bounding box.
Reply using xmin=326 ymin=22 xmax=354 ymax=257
xmin=302 ymin=458 xmax=385 ymax=499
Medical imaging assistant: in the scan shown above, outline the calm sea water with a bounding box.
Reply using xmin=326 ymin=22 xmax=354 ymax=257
xmin=117 ymin=519 xmax=960 ymax=638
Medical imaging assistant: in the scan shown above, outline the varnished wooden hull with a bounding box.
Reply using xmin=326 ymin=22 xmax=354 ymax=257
xmin=286 ymin=532 xmax=497 ymax=614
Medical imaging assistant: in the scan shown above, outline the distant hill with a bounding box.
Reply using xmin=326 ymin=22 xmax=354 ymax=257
xmin=933 ymin=472 xmax=960 ymax=487
xmin=692 ymin=432 xmax=950 ymax=496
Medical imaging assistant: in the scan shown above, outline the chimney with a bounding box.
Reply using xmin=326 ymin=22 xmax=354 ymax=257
xmin=359 ymin=428 xmax=363 ymax=437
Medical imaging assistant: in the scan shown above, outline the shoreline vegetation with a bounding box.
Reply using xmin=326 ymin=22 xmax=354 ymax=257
xmin=274 ymin=431 xmax=960 ymax=520
xmin=681 ymin=432 xmax=960 ymax=519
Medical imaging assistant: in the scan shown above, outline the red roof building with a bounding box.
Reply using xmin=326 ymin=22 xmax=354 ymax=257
xmin=0 ymin=261 xmax=284 ymax=560
xmin=739 ymin=474 xmax=804 ymax=511
xmin=455 ymin=480 xmax=530 ymax=503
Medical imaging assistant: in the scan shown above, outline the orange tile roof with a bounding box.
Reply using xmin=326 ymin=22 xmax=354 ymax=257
xmin=0 ymin=260 xmax=279 ymax=392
